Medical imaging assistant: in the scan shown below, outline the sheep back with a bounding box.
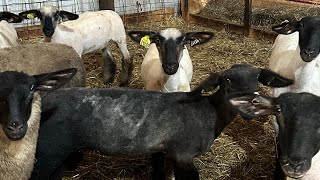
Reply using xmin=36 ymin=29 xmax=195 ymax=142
xmin=0 ymin=20 xmax=19 ymax=48
xmin=0 ymin=43 xmax=85 ymax=87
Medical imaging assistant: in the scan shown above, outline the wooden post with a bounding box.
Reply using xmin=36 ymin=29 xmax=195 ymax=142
xmin=181 ymin=0 xmax=189 ymax=21
xmin=99 ymin=0 xmax=114 ymax=10
xmin=244 ymin=0 xmax=252 ymax=36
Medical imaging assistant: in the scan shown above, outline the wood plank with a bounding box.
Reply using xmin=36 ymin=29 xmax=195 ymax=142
xmin=189 ymin=13 xmax=277 ymax=40
xmin=99 ymin=0 xmax=115 ymax=10
xmin=121 ymin=8 xmax=174 ymax=25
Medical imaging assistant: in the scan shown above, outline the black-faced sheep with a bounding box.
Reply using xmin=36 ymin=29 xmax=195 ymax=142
xmin=229 ymin=92 xmax=320 ymax=180
xmin=270 ymin=16 xmax=320 ymax=97
xmin=30 ymin=64 xmax=293 ymax=180
xmin=128 ymin=29 xmax=213 ymax=92
xmin=19 ymin=5 xmax=132 ymax=86
xmin=0 ymin=68 xmax=76 ymax=180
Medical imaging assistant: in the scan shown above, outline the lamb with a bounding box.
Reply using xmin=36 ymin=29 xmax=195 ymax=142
xmin=0 ymin=68 xmax=76 ymax=180
xmin=128 ymin=28 xmax=213 ymax=92
xmin=229 ymin=92 xmax=320 ymax=180
xmin=269 ymin=16 xmax=320 ymax=97
xmin=19 ymin=5 xmax=132 ymax=86
xmin=0 ymin=11 xmax=23 ymax=48
xmin=0 ymin=43 xmax=85 ymax=87
xmin=29 ymin=64 xmax=293 ymax=179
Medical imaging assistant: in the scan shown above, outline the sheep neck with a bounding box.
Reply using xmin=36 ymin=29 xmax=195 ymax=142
xmin=0 ymin=93 xmax=41 ymax=180
xmin=209 ymin=89 xmax=237 ymax=138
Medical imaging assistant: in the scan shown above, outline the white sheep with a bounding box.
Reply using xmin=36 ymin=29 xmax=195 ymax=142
xmin=128 ymin=28 xmax=213 ymax=92
xmin=269 ymin=17 xmax=320 ymax=97
xmin=0 ymin=68 xmax=76 ymax=180
xmin=0 ymin=11 xmax=23 ymax=48
xmin=19 ymin=5 xmax=132 ymax=86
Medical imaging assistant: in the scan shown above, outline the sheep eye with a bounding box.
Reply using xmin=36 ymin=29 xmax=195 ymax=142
xmin=226 ymin=78 xmax=231 ymax=83
xmin=298 ymin=22 xmax=303 ymax=28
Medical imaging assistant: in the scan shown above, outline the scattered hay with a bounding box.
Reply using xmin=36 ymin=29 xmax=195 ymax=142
xmin=21 ymin=18 xmax=276 ymax=179
xmin=199 ymin=0 xmax=320 ymax=30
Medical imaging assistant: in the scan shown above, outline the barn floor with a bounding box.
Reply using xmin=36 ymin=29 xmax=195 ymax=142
xmin=23 ymin=18 xmax=276 ymax=179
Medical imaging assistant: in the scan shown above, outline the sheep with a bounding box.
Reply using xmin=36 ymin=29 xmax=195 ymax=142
xmin=29 ymin=64 xmax=293 ymax=179
xmin=0 ymin=11 xmax=23 ymax=48
xmin=269 ymin=17 xmax=320 ymax=97
xmin=0 ymin=42 xmax=85 ymax=87
xmin=229 ymin=92 xmax=320 ymax=180
xmin=0 ymin=68 xmax=76 ymax=180
xmin=128 ymin=28 xmax=213 ymax=92
xmin=19 ymin=5 xmax=133 ymax=86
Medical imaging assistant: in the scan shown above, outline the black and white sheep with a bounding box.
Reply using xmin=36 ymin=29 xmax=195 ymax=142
xmin=0 ymin=68 xmax=76 ymax=180
xmin=229 ymin=92 xmax=320 ymax=180
xmin=0 ymin=11 xmax=23 ymax=48
xmin=19 ymin=5 xmax=132 ymax=86
xmin=0 ymin=42 xmax=85 ymax=87
xmin=128 ymin=29 xmax=213 ymax=92
xmin=30 ymin=64 xmax=293 ymax=179
xmin=270 ymin=16 xmax=320 ymax=97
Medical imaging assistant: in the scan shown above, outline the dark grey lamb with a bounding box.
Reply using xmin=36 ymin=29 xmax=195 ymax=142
xmin=30 ymin=64 xmax=293 ymax=180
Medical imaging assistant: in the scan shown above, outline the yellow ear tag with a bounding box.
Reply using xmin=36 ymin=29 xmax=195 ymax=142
xmin=200 ymin=86 xmax=220 ymax=96
xmin=140 ymin=35 xmax=151 ymax=48
xmin=27 ymin=13 xmax=35 ymax=19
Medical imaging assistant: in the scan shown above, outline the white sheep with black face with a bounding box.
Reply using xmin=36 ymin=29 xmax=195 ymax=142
xmin=19 ymin=5 xmax=132 ymax=86
xmin=270 ymin=17 xmax=320 ymax=97
xmin=0 ymin=68 xmax=76 ymax=180
xmin=0 ymin=11 xmax=23 ymax=48
xmin=128 ymin=28 xmax=213 ymax=92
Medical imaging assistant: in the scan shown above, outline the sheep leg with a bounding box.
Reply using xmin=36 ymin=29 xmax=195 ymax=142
xmin=117 ymin=40 xmax=133 ymax=86
xmin=102 ymin=47 xmax=116 ymax=85
xmin=173 ymin=159 xmax=199 ymax=180
xmin=274 ymin=140 xmax=285 ymax=180
xmin=151 ymin=152 xmax=166 ymax=180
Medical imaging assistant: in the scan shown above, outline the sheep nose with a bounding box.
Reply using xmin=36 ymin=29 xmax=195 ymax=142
xmin=165 ymin=63 xmax=178 ymax=70
xmin=7 ymin=122 xmax=23 ymax=132
xmin=302 ymin=49 xmax=315 ymax=57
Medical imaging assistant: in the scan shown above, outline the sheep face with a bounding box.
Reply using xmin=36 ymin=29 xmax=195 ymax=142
xmin=128 ymin=29 xmax=213 ymax=75
xmin=229 ymin=92 xmax=320 ymax=178
xmin=272 ymin=16 xmax=320 ymax=62
xmin=189 ymin=64 xmax=294 ymax=98
xmin=19 ymin=5 xmax=79 ymax=37
xmin=0 ymin=68 xmax=76 ymax=140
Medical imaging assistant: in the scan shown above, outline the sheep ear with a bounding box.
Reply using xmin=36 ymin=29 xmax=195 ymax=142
xmin=190 ymin=72 xmax=221 ymax=96
xmin=184 ymin=32 xmax=214 ymax=47
xmin=19 ymin=10 xmax=41 ymax=19
xmin=258 ymin=69 xmax=294 ymax=87
xmin=228 ymin=93 xmax=280 ymax=120
xmin=33 ymin=68 xmax=77 ymax=91
xmin=58 ymin=11 xmax=79 ymax=22
xmin=0 ymin=12 xmax=23 ymax=23
xmin=272 ymin=19 xmax=299 ymax=35
xmin=128 ymin=31 xmax=157 ymax=44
